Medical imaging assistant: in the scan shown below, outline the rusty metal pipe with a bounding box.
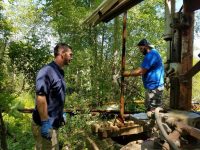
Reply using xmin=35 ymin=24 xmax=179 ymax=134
xmin=165 ymin=118 xmax=200 ymax=141
xmin=162 ymin=130 xmax=181 ymax=150
xmin=119 ymin=11 xmax=127 ymax=122
xmin=155 ymin=107 xmax=179 ymax=150
xmin=175 ymin=122 xmax=200 ymax=141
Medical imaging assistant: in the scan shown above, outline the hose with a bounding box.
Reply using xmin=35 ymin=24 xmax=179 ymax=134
xmin=155 ymin=107 xmax=179 ymax=150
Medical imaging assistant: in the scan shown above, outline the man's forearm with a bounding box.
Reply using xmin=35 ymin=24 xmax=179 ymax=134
xmin=123 ymin=67 xmax=146 ymax=77
xmin=36 ymin=95 xmax=48 ymax=121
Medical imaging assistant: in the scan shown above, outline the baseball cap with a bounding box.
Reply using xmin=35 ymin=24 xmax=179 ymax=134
xmin=137 ymin=39 xmax=154 ymax=48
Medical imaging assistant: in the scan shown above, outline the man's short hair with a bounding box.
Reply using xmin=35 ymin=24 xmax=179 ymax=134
xmin=54 ymin=43 xmax=72 ymax=57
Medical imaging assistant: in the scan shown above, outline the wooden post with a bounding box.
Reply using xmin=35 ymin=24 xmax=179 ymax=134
xmin=179 ymin=0 xmax=194 ymax=110
xmin=120 ymin=11 xmax=127 ymax=122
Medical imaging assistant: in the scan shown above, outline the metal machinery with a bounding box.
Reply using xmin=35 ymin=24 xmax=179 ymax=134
xmin=84 ymin=0 xmax=200 ymax=149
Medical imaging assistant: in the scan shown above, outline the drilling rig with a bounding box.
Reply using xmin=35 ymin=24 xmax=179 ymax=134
xmin=84 ymin=0 xmax=200 ymax=149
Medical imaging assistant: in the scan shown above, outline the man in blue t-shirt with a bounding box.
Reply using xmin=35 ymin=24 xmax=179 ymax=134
xmin=123 ymin=39 xmax=164 ymax=111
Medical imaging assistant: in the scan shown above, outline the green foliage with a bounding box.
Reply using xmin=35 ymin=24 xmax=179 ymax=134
xmin=0 ymin=4 xmax=17 ymax=149
xmin=0 ymin=5 xmax=11 ymax=38
xmin=126 ymin=102 xmax=146 ymax=112
xmin=0 ymin=4 xmax=14 ymax=112
xmin=3 ymin=0 xmax=54 ymax=92
xmin=3 ymin=0 xmax=44 ymax=38
xmin=4 ymin=113 xmax=34 ymax=150
xmin=16 ymin=92 xmax=35 ymax=108
xmin=1 ymin=92 xmax=35 ymax=149
xmin=2 ymin=92 xmax=35 ymax=149
xmin=192 ymin=59 xmax=200 ymax=102
xmin=0 ymin=93 xmax=15 ymax=111
xmin=60 ymin=95 xmax=96 ymax=149
xmin=65 ymin=92 xmax=91 ymax=110
xmin=41 ymin=0 xmax=167 ymax=108
xmin=3 ymin=0 xmax=200 ymax=149
xmin=8 ymin=41 xmax=51 ymax=88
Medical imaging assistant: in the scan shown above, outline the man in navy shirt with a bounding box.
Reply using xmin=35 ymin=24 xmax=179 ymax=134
xmin=32 ymin=43 xmax=73 ymax=150
xmin=123 ymin=39 xmax=164 ymax=111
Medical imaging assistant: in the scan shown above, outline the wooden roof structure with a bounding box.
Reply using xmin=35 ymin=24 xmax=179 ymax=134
xmin=84 ymin=0 xmax=143 ymax=26
xmin=184 ymin=0 xmax=200 ymax=12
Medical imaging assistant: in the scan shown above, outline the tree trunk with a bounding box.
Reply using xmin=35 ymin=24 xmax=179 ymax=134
xmin=89 ymin=26 xmax=99 ymax=106
xmin=112 ymin=16 xmax=120 ymax=100
xmin=92 ymin=28 xmax=99 ymax=103
xmin=0 ymin=109 xmax=8 ymax=150
xmin=99 ymin=26 xmax=105 ymax=99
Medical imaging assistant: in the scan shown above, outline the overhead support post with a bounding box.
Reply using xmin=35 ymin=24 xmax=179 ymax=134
xmin=165 ymin=0 xmax=195 ymax=110
xmin=178 ymin=0 xmax=194 ymax=110
xmin=119 ymin=11 xmax=127 ymax=122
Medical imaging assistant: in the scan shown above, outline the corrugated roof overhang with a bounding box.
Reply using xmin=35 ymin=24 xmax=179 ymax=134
xmin=84 ymin=0 xmax=144 ymax=27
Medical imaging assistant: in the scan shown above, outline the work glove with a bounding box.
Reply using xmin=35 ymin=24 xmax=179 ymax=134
xmin=62 ymin=112 xmax=67 ymax=125
xmin=41 ymin=119 xmax=52 ymax=140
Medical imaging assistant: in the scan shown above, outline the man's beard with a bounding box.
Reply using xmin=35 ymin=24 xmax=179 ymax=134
xmin=63 ymin=58 xmax=69 ymax=65
xmin=142 ymin=48 xmax=147 ymax=55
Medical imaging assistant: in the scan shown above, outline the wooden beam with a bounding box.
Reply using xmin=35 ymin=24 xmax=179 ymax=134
xmin=84 ymin=0 xmax=119 ymax=26
xmin=100 ymin=0 xmax=143 ymax=23
xmin=17 ymin=108 xmax=143 ymax=114
xmin=83 ymin=0 xmax=144 ymax=27
xmin=184 ymin=0 xmax=200 ymax=12
xmin=92 ymin=121 xmax=144 ymax=138
xmin=183 ymin=61 xmax=200 ymax=80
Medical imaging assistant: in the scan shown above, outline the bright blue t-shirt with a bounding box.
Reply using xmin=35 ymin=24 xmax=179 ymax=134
xmin=141 ymin=49 xmax=164 ymax=90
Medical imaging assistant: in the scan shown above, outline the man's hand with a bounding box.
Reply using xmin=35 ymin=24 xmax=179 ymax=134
xmin=123 ymin=71 xmax=131 ymax=77
xmin=41 ymin=119 xmax=52 ymax=140
xmin=123 ymin=68 xmax=147 ymax=77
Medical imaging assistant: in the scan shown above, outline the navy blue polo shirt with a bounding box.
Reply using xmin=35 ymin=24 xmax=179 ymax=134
xmin=32 ymin=61 xmax=67 ymax=128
